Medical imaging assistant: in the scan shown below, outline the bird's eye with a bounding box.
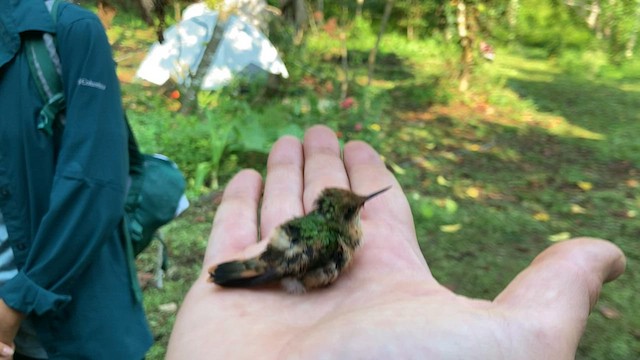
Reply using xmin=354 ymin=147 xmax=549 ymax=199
xmin=343 ymin=207 xmax=358 ymax=220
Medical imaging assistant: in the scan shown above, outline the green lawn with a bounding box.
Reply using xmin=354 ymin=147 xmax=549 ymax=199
xmin=111 ymin=23 xmax=640 ymax=358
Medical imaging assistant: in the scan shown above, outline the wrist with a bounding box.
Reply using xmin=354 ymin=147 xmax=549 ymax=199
xmin=0 ymin=299 xmax=24 ymax=342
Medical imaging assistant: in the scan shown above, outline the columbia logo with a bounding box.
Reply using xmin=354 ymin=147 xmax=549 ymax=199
xmin=77 ymin=78 xmax=106 ymax=90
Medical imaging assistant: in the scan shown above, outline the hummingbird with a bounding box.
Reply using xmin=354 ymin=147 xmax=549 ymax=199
xmin=208 ymin=186 xmax=391 ymax=293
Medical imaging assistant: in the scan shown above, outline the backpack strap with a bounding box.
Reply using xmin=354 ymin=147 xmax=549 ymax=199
xmin=24 ymin=0 xmax=65 ymax=136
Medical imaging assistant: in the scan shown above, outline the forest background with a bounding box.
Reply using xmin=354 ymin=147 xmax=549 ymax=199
xmin=83 ymin=0 xmax=640 ymax=358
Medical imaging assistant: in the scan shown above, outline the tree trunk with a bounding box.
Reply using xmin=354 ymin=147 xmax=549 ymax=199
xmin=340 ymin=31 xmax=349 ymax=100
xmin=367 ymin=0 xmax=394 ymax=86
xmin=603 ymin=0 xmax=616 ymax=40
xmin=315 ymin=0 xmax=324 ymax=26
xmin=281 ymin=0 xmax=308 ymax=44
xmin=455 ymin=0 xmax=473 ymax=92
xmin=407 ymin=25 xmax=414 ymax=40
xmin=340 ymin=4 xmax=349 ymax=100
xmin=507 ymin=0 xmax=519 ymax=41
xmin=586 ymin=0 xmax=601 ymax=30
xmin=174 ymin=1 xmax=181 ymax=22
xmin=356 ymin=0 xmax=365 ymax=18
xmin=625 ymin=2 xmax=640 ymax=58
xmin=180 ymin=17 xmax=228 ymax=115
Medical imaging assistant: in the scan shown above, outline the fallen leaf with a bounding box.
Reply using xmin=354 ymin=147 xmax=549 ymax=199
xmin=597 ymin=305 xmax=621 ymax=319
xmin=577 ymin=181 xmax=593 ymax=191
xmin=533 ymin=212 xmax=550 ymax=222
xmin=387 ymin=161 xmax=406 ymax=175
xmin=137 ymin=272 xmax=154 ymax=289
xmin=548 ymin=232 xmax=572 ymax=242
xmin=571 ymin=204 xmax=587 ymax=214
xmin=467 ymin=144 xmax=482 ymax=152
xmin=437 ymin=175 xmax=450 ymax=186
xmin=440 ymin=224 xmax=462 ymax=233
xmin=465 ymin=187 xmax=481 ymax=199
xmin=158 ymin=302 xmax=178 ymax=313
xmin=626 ymin=179 xmax=639 ymax=188
xmin=411 ymin=156 xmax=436 ymax=171
xmin=369 ymin=123 xmax=382 ymax=132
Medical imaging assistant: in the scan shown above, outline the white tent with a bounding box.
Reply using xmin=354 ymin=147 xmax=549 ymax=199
xmin=135 ymin=3 xmax=288 ymax=90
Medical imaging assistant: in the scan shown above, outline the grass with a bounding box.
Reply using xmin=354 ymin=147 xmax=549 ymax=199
xmin=106 ymin=14 xmax=640 ymax=359
xmin=388 ymin=52 xmax=640 ymax=359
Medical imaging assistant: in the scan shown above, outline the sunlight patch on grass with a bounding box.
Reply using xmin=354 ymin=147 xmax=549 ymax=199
xmin=355 ymin=75 xmax=395 ymax=88
xmin=538 ymin=116 xmax=605 ymax=139
xmin=618 ymin=82 xmax=640 ymax=92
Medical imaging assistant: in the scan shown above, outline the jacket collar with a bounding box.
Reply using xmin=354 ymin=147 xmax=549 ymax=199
xmin=0 ymin=0 xmax=56 ymax=68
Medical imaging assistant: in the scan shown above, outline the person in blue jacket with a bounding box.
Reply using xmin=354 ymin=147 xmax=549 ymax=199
xmin=0 ymin=0 xmax=152 ymax=358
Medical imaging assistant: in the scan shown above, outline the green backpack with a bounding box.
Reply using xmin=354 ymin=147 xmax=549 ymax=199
xmin=25 ymin=0 xmax=188 ymax=298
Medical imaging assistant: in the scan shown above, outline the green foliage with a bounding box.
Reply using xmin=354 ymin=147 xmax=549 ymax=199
xmin=395 ymin=0 xmax=434 ymax=39
xmin=515 ymin=0 xmax=593 ymax=53
xmin=110 ymin=4 xmax=640 ymax=358
xmin=599 ymin=0 xmax=640 ymax=63
xmin=556 ymin=49 xmax=610 ymax=77
xmin=128 ymin=110 xmax=213 ymax=193
xmin=598 ymin=57 xmax=640 ymax=81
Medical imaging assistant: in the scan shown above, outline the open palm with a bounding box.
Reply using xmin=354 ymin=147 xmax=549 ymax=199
xmin=167 ymin=125 xmax=625 ymax=359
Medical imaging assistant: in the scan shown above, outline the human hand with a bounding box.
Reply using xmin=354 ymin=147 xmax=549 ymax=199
xmin=0 ymin=299 xmax=21 ymax=359
xmin=0 ymin=342 xmax=13 ymax=360
xmin=167 ymin=125 xmax=625 ymax=359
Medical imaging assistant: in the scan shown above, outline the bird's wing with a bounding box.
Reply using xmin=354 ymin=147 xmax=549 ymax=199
xmin=261 ymin=215 xmax=340 ymax=276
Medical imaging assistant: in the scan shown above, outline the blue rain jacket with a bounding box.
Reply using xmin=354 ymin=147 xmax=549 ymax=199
xmin=0 ymin=0 xmax=153 ymax=358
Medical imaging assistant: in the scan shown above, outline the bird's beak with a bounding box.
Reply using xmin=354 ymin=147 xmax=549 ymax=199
xmin=363 ymin=186 xmax=392 ymax=203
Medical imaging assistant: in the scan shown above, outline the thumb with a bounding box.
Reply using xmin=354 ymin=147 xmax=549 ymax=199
xmin=494 ymin=238 xmax=625 ymax=355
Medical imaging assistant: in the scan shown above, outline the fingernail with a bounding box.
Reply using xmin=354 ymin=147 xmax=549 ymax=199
xmin=1 ymin=346 xmax=14 ymax=356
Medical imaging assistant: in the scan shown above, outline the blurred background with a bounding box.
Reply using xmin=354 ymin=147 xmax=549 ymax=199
xmin=80 ymin=0 xmax=639 ymax=357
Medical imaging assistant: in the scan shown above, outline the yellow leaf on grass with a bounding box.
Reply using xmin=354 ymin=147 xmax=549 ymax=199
xmin=548 ymin=232 xmax=572 ymax=242
xmin=437 ymin=175 xmax=450 ymax=186
xmin=467 ymin=144 xmax=482 ymax=152
xmin=597 ymin=304 xmax=622 ymax=319
xmin=158 ymin=302 xmax=178 ymax=313
xmin=440 ymin=224 xmax=462 ymax=233
xmin=533 ymin=212 xmax=550 ymax=222
xmin=369 ymin=123 xmax=382 ymax=132
xmin=465 ymin=187 xmax=481 ymax=199
xmin=577 ymin=181 xmax=593 ymax=191
xmin=571 ymin=204 xmax=587 ymax=214
xmin=388 ymin=161 xmax=406 ymax=175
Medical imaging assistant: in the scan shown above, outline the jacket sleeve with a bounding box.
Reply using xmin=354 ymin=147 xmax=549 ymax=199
xmin=0 ymin=7 xmax=128 ymax=315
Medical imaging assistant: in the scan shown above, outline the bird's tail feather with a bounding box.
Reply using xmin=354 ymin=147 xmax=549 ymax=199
xmin=208 ymin=258 xmax=279 ymax=287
